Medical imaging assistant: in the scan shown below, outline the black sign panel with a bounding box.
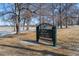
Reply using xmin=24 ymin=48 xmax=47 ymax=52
xmin=36 ymin=23 xmax=57 ymax=47
xmin=39 ymin=29 xmax=52 ymax=38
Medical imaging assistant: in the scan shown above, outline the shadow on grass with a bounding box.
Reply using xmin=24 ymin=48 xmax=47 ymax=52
xmin=23 ymin=40 xmax=53 ymax=46
xmin=0 ymin=44 xmax=66 ymax=56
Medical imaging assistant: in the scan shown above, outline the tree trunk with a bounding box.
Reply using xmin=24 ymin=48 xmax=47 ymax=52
xmin=59 ymin=17 xmax=63 ymax=29
xmin=60 ymin=21 xmax=63 ymax=28
xmin=16 ymin=23 xmax=19 ymax=34
xmin=65 ymin=18 xmax=68 ymax=28
xmin=14 ymin=23 xmax=16 ymax=31
xmin=77 ymin=18 xmax=79 ymax=25
xmin=15 ymin=3 xmax=20 ymax=34
xmin=59 ymin=3 xmax=63 ymax=29
xmin=65 ymin=4 xmax=68 ymax=28
xmin=16 ymin=14 xmax=20 ymax=34
xmin=26 ymin=22 xmax=29 ymax=30
xmin=77 ymin=15 xmax=79 ymax=25
xmin=23 ymin=19 xmax=26 ymax=30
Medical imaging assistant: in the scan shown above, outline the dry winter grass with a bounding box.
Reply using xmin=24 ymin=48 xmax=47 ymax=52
xmin=58 ymin=26 xmax=79 ymax=51
xmin=0 ymin=26 xmax=79 ymax=55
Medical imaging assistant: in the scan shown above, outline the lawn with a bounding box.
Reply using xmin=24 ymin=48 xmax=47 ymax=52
xmin=0 ymin=26 xmax=79 ymax=55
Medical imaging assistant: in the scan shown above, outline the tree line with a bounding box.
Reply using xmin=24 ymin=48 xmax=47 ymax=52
xmin=0 ymin=3 xmax=79 ymax=34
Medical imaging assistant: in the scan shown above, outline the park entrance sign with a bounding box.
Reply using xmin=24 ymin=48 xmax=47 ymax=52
xmin=36 ymin=23 xmax=57 ymax=47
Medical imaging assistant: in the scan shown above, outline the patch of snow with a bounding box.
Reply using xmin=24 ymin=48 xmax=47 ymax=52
xmin=20 ymin=41 xmax=38 ymax=46
xmin=0 ymin=31 xmax=16 ymax=37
